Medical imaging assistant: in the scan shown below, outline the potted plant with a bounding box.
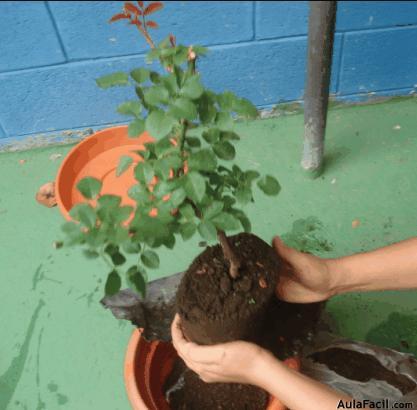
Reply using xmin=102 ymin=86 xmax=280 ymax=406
xmin=56 ymin=2 xmax=319 ymax=409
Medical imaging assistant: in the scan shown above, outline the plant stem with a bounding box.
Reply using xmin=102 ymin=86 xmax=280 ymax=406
xmin=217 ymin=230 xmax=241 ymax=279
xmin=137 ymin=16 xmax=156 ymax=49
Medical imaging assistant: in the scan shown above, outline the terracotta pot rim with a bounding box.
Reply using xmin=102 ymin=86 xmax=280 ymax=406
xmin=124 ymin=328 xmax=300 ymax=410
xmin=56 ymin=125 xmax=128 ymax=220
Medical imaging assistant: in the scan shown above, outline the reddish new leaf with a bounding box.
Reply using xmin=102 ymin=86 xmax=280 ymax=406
xmin=109 ymin=13 xmax=129 ymax=23
xmin=124 ymin=1 xmax=141 ymax=15
xmin=146 ymin=20 xmax=159 ymax=28
xmin=137 ymin=1 xmax=144 ymax=8
xmin=144 ymin=2 xmax=163 ymax=15
xmin=130 ymin=18 xmax=142 ymax=26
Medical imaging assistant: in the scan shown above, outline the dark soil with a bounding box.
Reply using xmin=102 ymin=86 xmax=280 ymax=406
xmin=310 ymin=348 xmax=417 ymax=395
xmin=172 ymin=232 xmax=324 ymax=409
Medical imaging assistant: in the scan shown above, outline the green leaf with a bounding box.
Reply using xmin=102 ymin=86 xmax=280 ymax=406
xmin=162 ymin=73 xmax=179 ymax=95
xmin=145 ymin=110 xmax=176 ymax=139
xmin=144 ymin=85 xmax=169 ymax=106
xmin=128 ymin=119 xmax=145 ymax=137
xmin=134 ymin=162 xmax=154 ymax=184
xmin=198 ymin=92 xmax=217 ymax=124
xmin=204 ymin=201 xmax=223 ymax=219
xmin=188 ymin=149 xmax=217 ymax=172
xmin=236 ymin=185 xmax=253 ymax=204
xmin=179 ymin=203 xmax=195 ymax=220
xmin=130 ymin=68 xmax=151 ymax=83
xmin=96 ymin=72 xmax=129 ymax=89
xmin=170 ymin=188 xmax=187 ymax=207
xmin=257 ymin=175 xmax=281 ymax=196
xmin=127 ymin=266 xmax=147 ymax=298
xmin=83 ymin=249 xmax=99 ymax=259
xmin=180 ymin=222 xmax=197 ymax=240
xmin=198 ymin=220 xmax=217 ymax=241
xmin=192 ymin=45 xmax=208 ymax=56
xmin=216 ymin=112 xmax=234 ymax=131
xmin=76 ymin=177 xmax=102 ymax=199
xmin=61 ymin=222 xmax=84 ymax=245
xmin=150 ymin=71 xmax=161 ymax=84
xmin=231 ymin=210 xmax=251 ymax=233
xmin=111 ymin=252 xmax=126 ymax=266
xmin=69 ymin=203 xmax=96 ymax=229
xmin=184 ymin=172 xmax=206 ymax=203
xmin=202 ymin=128 xmax=220 ymax=144
xmin=117 ymin=101 xmax=142 ymax=117
xmin=122 ymin=241 xmax=141 ymax=254
xmin=169 ymin=97 xmax=197 ymax=120
xmin=180 ymin=75 xmax=204 ymax=99
xmin=105 ymin=271 xmax=122 ymax=296
xmin=141 ymin=250 xmax=160 ymax=269
xmin=185 ymin=137 xmax=201 ymax=148
xmin=233 ymin=98 xmax=258 ymax=118
xmin=245 ymin=170 xmax=260 ymax=182
xmin=96 ymin=195 xmax=127 ymax=223
xmin=128 ymin=183 xmax=149 ymax=203
xmin=213 ymin=141 xmax=236 ymax=160
xmin=211 ymin=212 xmax=240 ymax=231
xmin=116 ymin=155 xmax=133 ymax=177
xmin=217 ymin=91 xmax=236 ymax=111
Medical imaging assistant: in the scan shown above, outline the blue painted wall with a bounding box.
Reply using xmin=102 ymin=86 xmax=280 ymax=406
xmin=0 ymin=1 xmax=417 ymax=142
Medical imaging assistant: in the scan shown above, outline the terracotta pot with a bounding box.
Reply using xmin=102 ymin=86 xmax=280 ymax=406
xmin=124 ymin=329 xmax=301 ymax=410
xmin=56 ymin=126 xmax=154 ymax=221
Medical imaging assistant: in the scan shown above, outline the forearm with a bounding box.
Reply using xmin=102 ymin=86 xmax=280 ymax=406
xmin=254 ymin=352 xmax=351 ymax=410
xmin=329 ymin=237 xmax=417 ymax=294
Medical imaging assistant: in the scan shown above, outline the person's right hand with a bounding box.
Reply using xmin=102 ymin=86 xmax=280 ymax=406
xmin=272 ymin=236 xmax=338 ymax=303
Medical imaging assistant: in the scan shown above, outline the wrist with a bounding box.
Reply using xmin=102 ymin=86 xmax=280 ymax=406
xmin=325 ymin=257 xmax=351 ymax=297
xmin=251 ymin=349 xmax=279 ymax=389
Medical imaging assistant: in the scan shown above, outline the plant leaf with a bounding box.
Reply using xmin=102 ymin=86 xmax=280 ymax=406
xmin=127 ymin=266 xmax=147 ymax=298
xmin=198 ymin=220 xmax=217 ymax=241
xmin=69 ymin=203 xmax=96 ymax=229
xmin=180 ymin=75 xmax=204 ymax=99
xmin=213 ymin=141 xmax=235 ymax=160
xmin=76 ymin=177 xmax=102 ymax=199
xmin=211 ymin=212 xmax=240 ymax=231
xmin=131 ymin=68 xmax=150 ymax=83
xmin=180 ymin=222 xmax=197 ymax=240
xmin=169 ymin=97 xmax=197 ymax=121
xmin=257 ymin=175 xmax=281 ymax=196
xmin=145 ymin=110 xmax=176 ymax=139
xmin=216 ymin=111 xmax=234 ymax=131
xmin=146 ymin=20 xmax=158 ymax=28
xmin=117 ymin=101 xmax=142 ymax=117
xmin=105 ymin=271 xmax=122 ymax=296
xmin=96 ymin=72 xmax=129 ymax=89
xmin=204 ymin=201 xmax=223 ymax=219
xmin=144 ymin=2 xmax=163 ymax=15
xmin=144 ymin=85 xmax=169 ymax=106
xmin=141 ymin=250 xmax=160 ymax=269
xmin=128 ymin=118 xmax=145 ymax=137
xmin=188 ymin=149 xmax=217 ymax=172
xmin=116 ymin=155 xmax=134 ymax=177
xmin=233 ymin=97 xmax=258 ymax=118
xmin=109 ymin=13 xmax=129 ymax=23
xmin=184 ymin=172 xmax=206 ymax=203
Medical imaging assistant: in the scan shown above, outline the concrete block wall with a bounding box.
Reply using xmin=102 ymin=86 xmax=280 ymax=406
xmin=0 ymin=1 xmax=417 ymax=144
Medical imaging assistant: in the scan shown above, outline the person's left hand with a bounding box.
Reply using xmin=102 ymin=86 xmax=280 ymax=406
xmin=171 ymin=314 xmax=270 ymax=385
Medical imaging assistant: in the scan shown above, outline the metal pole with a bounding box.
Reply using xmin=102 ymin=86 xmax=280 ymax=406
xmin=302 ymin=1 xmax=337 ymax=175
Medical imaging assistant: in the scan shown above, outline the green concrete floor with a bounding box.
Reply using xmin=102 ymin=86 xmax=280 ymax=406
xmin=1 ymin=97 xmax=417 ymax=409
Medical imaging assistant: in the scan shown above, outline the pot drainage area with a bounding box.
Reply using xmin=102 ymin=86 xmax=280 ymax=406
xmin=1 ymin=98 xmax=417 ymax=409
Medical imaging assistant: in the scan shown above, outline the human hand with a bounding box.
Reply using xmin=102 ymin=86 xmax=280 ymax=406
xmin=171 ymin=314 xmax=271 ymax=386
xmin=273 ymin=236 xmax=338 ymax=303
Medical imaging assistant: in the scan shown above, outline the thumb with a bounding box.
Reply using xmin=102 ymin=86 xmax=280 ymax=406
xmin=272 ymin=236 xmax=297 ymax=262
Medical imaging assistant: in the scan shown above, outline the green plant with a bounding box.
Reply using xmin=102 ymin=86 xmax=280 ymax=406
xmin=61 ymin=1 xmax=280 ymax=298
